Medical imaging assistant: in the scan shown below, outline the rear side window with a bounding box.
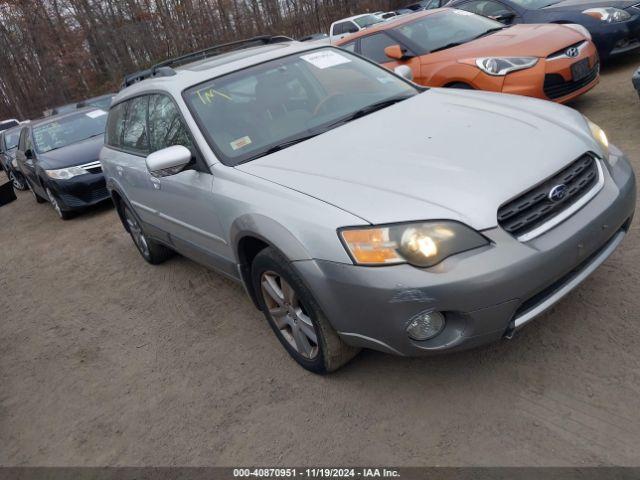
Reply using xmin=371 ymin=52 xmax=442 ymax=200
xmin=340 ymin=41 xmax=357 ymax=52
xmin=360 ymin=33 xmax=401 ymax=63
xmin=122 ymin=96 xmax=150 ymax=154
xmin=106 ymin=102 xmax=127 ymax=149
xmin=147 ymin=95 xmax=193 ymax=152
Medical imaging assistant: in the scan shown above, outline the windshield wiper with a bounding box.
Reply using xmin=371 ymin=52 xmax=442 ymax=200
xmin=430 ymin=42 xmax=464 ymax=53
xmin=242 ymin=95 xmax=413 ymax=163
xmin=247 ymin=133 xmax=322 ymax=161
xmin=323 ymin=95 xmax=414 ymax=130
xmin=472 ymin=27 xmax=506 ymax=40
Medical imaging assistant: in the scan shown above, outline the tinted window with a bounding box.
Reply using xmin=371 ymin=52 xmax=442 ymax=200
xmin=3 ymin=129 xmax=21 ymax=150
xmin=509 ymin=0 xmax=558 ymax=7
xmin=456 ymin=1 xmax=512 ymax=17
xmin=340 ymin=41 xmax=357 ymax=52
xmin=395 ymin=9 xmax=504 ymax=53
xmin=33 ymin=110 xmax=107 ymax=154
xmin=184 ymin=48 xmax=417 ymax=165
xmin=360 ymin=33 xmax=402 ymax=63
xmin=147 ymin=95 xmax=193 ymax=152
xmin=106 ymin=102 xmax=127 ymax=149
xmin=122 ymin=96 xmax=149 ymax=154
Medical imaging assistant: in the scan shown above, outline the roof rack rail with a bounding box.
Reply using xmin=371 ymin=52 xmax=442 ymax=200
xmin=121 ymin=35 xmax=294 ymax=89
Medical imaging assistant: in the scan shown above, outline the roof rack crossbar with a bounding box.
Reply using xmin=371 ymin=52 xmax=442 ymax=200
xmin=121 ymin=35 xmax=293 ymax=89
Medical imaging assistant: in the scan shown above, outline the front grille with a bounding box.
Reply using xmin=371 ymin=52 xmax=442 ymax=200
xmin=498 ymin=154 xmax=599 ymax=238
xmin=547 ymin=41 xmax=585 ymax=59
xmin=543 ymin=62 xmax=599 ymax=100
xmin=58 ymin=187 xmax=109 ymax=207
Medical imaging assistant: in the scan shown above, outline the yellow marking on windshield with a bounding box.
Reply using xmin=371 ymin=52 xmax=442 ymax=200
xmin=196 ymin=87 xmax=232 ymax=105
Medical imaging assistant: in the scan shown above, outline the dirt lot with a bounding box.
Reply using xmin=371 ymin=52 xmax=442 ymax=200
xmin=1 ymin=54 xmax=640 ymax=467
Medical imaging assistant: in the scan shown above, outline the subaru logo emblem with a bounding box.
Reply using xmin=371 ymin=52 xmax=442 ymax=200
xmin=548 ymin=184 xmax=569 ymax=202
xmin=566 ymin=47 xmax=579 ymax=58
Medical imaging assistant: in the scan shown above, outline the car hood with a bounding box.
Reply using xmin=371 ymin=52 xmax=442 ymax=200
xmin=38 ymin=135 xmax=104 ymax=169
xmin=237 ymin=89 xmax=601 ymax=230
xmin=429 ymin=24 xmax=585 ymax=60
xmin=543 ymin=0 xmax=637 ymax=10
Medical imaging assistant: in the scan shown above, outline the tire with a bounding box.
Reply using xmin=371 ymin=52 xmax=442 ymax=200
xmin=122 ymin=204 xmax=174 ymax=265
xmin=252 ymin=247 xmax=360 ymax=373
xmin=447 ymin=82 xmax=473 ymax=89
xmin=9 ymin=171 xmax=27 ymax=191
xmin=27 ymin=180 xmax=46 ymax=203
xmin=45 ymin=187 xmax=73 ymax=220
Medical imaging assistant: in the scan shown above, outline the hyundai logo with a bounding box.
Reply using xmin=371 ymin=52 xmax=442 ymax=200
xmin=548 ymin=184 xmax=569 ymax=202
xmin=566 ymin=47 xmax=580 ymax=58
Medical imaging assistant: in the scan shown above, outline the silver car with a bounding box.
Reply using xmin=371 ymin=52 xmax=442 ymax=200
xmin=100 ymin=37 xmax=636 ymax=373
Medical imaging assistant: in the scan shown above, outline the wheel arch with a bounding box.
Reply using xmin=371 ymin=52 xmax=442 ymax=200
xmin=231 ymin=214 xmax=314 ymax=309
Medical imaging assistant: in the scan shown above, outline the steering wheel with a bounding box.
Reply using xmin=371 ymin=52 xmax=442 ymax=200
xmin=313 ymin=93 xmax=348 ymax=117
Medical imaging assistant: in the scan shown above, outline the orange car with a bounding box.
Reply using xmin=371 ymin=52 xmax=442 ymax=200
xmin=336 ymin=8 xmax=599 ymax=103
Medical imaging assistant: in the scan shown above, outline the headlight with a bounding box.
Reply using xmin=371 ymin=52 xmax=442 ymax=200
xmin=476 ymin=57 xmax=538 ymax=76
xmin=583 ymin=7 xmax=631 ymax=23
xmin=563 ymin=23 xmax=592 ymax=40
xmin=586 ymin=117 xmax=609 ymax=157
xmin=339 ymin=221 xmax=489 ymax=267
xmin=45 ymin=166 xmax=87 ymax=180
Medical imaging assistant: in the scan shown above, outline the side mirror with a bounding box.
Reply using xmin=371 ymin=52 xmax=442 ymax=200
xmin=490 ymin=11 xmax=515 ymax=23
xmin=24 ymin=149 xmax=34 ymax=159
xmin=145 ymin=145 xmax=192 ymax=177
xmin=385 ymin=44 xmax=412 ymax=61
xmin=394 ymin=65 xmax=414 ymax=81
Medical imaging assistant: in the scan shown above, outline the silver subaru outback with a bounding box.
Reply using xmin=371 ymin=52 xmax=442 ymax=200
xmin=100 ymin=37 xmax=636 ymax=373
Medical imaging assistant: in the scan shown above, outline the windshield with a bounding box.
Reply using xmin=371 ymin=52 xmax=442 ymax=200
xmin=394 ymin=10 xmax=505 ymax=53
xmin=3 ymin=129 xmax=21 ymax=150
xmin=184 ymin=48 xmax=417 ymax=165
xmin=33 ymin=110 xmax=107 ymax=153
xmin=354 ymin=14 xmax=384 ymax=28
xmin=509 ymin=0 xmax=559 ymax=8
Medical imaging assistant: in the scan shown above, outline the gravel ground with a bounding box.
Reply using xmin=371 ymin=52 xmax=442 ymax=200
xmin=1 ymin=53 xmax=639 ymax=467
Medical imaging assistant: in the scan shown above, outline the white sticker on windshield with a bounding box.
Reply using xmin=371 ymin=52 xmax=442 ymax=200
xmin=301 ymin=50 xmax=351 ymax=69
xmin=452 ymin=9 xmax=474 ymax=15
xmin=86 ymin=109 xmax=107 ymax=119
xmin=231 ymin=136 xmax=252 ymax=151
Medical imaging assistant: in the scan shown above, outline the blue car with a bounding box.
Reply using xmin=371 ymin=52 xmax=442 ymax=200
xmin=446 ymin=0 xmax=640 ymax=60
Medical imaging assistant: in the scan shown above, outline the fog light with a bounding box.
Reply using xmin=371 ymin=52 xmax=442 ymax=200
xmin=406 ymin=311 xmax=445 ymax=341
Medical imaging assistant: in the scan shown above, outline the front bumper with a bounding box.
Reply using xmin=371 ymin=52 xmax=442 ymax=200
xmin=499 ymin=42 xmax=599 ymax=103
xmin=46 ymin=172 xmax=110 ymax=211
xmin=295 ymin=150 xmax=636 ymax=356
xmin=591 ymin=14 xmax=640 ymax=58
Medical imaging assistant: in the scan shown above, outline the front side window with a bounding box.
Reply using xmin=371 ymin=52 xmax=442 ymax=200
xmin=106 ymin=102 xmax=127 ymax=149
xmin=184 ymin=48 xmax=417 ymax=166
xmin=122 ymin=96 xmax=149 ymax=154
xmin=33 ymin=110 xmax=107 ymax=154
xmin=147 ymin=95 xmax=193 ymax=152
xmin=360 ymin=33 xmax=404 ymax=63
xmin=3 ymin=129 xmax=21 ymax=150
xmin=394 ymin=9 xmax=505 ymax=53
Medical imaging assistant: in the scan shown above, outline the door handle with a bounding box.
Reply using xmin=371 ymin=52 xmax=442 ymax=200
xmin=150 ymin=177 xmax=161 ymax=190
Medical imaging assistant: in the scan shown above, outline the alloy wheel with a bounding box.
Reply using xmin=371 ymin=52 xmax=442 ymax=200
xmin=9 ymin=171 xmax=25 ymax=190
xmin=260 ymin=271 xmax=319 ymax=359
xmin=125 ymin=209 xmax=150 ymax=258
